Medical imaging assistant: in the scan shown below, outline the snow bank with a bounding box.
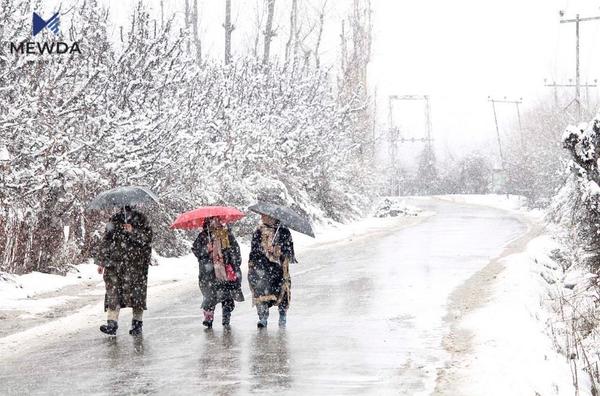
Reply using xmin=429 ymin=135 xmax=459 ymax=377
xmin=435 ymin=194 xmax=528 ymax=212
xmin=457 ymin=235 xmax=588 ymax=396
xmin=372 ymin=196 xmax=423 ymax=218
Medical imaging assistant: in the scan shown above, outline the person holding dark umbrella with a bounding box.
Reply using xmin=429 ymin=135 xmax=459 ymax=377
xmin=248 ymin=201 xmax=312 ymax=328
xmin=90 ymin=186 xmax=157 ymax=336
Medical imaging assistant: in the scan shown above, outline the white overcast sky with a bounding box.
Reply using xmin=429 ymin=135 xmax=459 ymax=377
xmin=370 ymin=0 xmax=600 ymax=161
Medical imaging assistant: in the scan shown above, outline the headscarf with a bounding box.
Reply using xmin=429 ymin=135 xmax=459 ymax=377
xmin=207 ymin=222 xmax=231 ymax=281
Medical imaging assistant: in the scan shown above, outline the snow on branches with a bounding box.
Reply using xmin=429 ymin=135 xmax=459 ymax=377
xmin=0 ymin=0 xmax=375 ymax=274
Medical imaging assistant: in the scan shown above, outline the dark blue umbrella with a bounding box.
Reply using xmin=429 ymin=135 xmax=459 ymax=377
xmin=249 ymin=201 xmax=315 ymax=238
xmin=87 ymin=186 xmax=159 ymax=210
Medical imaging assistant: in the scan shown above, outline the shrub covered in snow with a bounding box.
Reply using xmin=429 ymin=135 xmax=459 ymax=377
xmin=0 ymin=1 xmax=376 ymax=274
xmin=549 ymin=114 xmax=600 ymax=390
xmin=552 ymin=118 xmax=600 ymax=273
xmin=373 ymin=197 xmax=422 ymax=218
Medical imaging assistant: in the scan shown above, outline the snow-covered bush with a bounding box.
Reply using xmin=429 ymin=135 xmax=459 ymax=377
xmin=0 ymin=1 xmax=376 ymax=274
xmin=552 ymin=118 xmax=600 ymax=273
xmin=549 ymin=114 xmax=600 ymax=390
xmin=504 ymin=99 xmax=568 ymax=207
xmin=437 ymin=152 xmax=493 ymax=195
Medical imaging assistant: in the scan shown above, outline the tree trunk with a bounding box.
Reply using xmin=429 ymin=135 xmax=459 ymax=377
xmin=185 ymin=0 xmax=190 ymax=53
xmin=263 ymin=0 xmax=276 ymax=65
xmin=314 ymin=1 xmax=327 ymax=69
xmin=160 ymin=0 xmax=164 ymax=29
xmin=284 ymin=0 xmax=297 ymax=68
xmin=224 ymin=0 xmax=234 ymax=64
xmin=193 ymin=0 xmax=202 ymax=63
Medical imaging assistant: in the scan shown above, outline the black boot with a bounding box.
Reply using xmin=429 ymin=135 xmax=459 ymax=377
xmin=100 ymin=320 xmax=118 ymax=335
xmin=222 ymin=308 xmax=232 ymax=330
xmin=129 ymin=320 xmax=143 ymax=336
xmin=257 ymin=304 xmax=269 ymax=328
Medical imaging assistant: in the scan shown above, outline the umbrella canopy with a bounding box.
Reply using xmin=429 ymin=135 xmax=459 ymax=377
xmin=88 ymin=186 xmax=159 ymax=210
xmin=171 ymin=206 xmax=245 ymax=230
xmin=249 ymin=201 xmax=315 ymax=238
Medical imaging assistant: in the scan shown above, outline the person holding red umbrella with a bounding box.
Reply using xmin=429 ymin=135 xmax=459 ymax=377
xmin=191 ymin=217 xmax=244 ymax=329
xmin=173 ymin=207 xmax=245 ymax=330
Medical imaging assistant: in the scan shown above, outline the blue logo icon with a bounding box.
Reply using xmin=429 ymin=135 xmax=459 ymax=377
xmin=32 ymin=12 xmax=60 ymax=37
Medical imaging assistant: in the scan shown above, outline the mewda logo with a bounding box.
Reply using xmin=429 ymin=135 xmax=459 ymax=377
xmin=8 ymin=11 xmax=81 ymax=55
xmin=32 ymin=12 xmax=60 ymax=36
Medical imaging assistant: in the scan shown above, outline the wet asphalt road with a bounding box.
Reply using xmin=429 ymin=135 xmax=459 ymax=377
xmin=0 ymin=199 xmax=527 ymax=395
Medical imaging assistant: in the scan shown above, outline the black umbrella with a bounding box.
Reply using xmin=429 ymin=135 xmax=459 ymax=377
xmin=87 ymin=186 xmax=160 ymax=210
xmin=249 ymin=201 xmax=315 ymax=238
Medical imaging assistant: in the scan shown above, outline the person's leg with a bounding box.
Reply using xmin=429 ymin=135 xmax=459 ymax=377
xmin=107 ymin=307 xmax=120 ymax=321
xmin=278 ymin=304 xmax=287 ymax=327
xmin=203 ymin=306 xmax=215 ymax=328
xmin=100 ymin=269 xmax=120 ymax=335
xmin=257 ymin=303 xmax=269 ymax=328
xmin=129 ymin=308 xmax=144 ymax=336
xmin=278 ymin=288 xmax=290 ymax=326
xmin=100 ymin=307 xmax=119 ymax=335
xmin=222 ymin=299 xmax=234 ymax=328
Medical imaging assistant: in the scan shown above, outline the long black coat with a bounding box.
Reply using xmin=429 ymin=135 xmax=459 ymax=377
xmin=248 ymin=225 xmax=295 ymax=307
xmin=192 ymin=227 xmax=244 ymax=310
xmin=97 ymin=209 xmax=153 ymax=311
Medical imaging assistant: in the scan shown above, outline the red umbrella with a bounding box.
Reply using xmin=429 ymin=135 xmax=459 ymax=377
xmin=170 ymin=206 xmax=245 ymax=230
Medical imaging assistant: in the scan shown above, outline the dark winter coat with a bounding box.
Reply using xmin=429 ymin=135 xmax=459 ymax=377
xmin=248 ymin=224 xmax=295 ymax=308
xmin=97 ymin=209 xmax=153 ymax=311
xmin=192 ymin=227 xmax=244 ymax=310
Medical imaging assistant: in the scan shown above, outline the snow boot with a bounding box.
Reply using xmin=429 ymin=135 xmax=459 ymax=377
xmin=278 ymin=307 xmax=287 ymax=327
xmin=257 ymin=319 xmax=268 ymax=328
xmin=129 ymin=320 xmax=143 ymax=336
xmin=203 ymin=309 xmax=214 ymax=329
xmin=100 ymin=320 xmax=118 ymax=335
xmin=257 ymin=304 xmax=269 ymax=328
xmin=222 ymin=312 xmax=231 ymax=330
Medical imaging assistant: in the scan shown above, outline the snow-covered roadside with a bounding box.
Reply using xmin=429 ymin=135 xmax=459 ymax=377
xmin=0 ymin=198 xmax=432 ymax=355
xmin=435 ymin=194 xmax=531 ymax=213
xmin=434 ymin=195 xmax=586 ymax=395
xmin=450 ymin=235 xmax=584 ymax=395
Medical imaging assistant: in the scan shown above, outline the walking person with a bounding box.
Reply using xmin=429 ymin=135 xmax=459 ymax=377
xmin=192 ymin=217 xmax=244 ymax=329
xmin=96 ymin=205 xmax=153 ymax=336
xmin=248 ymin=214 xmax=295 ymax=328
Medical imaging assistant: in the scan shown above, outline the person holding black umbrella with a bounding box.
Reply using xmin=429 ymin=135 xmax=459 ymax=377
xmin=95 ymin=205 xmax=153 ymax=336
xmin=248 ymin=213 xmax=297 ymax=328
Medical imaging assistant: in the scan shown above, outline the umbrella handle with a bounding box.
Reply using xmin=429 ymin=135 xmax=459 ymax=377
xmin=271 ymin=224 xmax=280 ymax=246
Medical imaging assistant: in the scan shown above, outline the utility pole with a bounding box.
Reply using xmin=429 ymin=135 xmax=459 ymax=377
xmin=388 ymin=97 xmax=400 ymax=196
xmin=488 ymin=96 xmax=523 ymax=149
xmin=544 ymin=78 xmax=597 ymax=114
xmin=389 ymin=95 xmax=434 ymax=144
xmin=560 ymin=12 xmax=600 ymax=121
xmin=488 ymin=97 xmax=505 ymax=168
xmin=387 ymin=95 xmax=435 ymax=196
